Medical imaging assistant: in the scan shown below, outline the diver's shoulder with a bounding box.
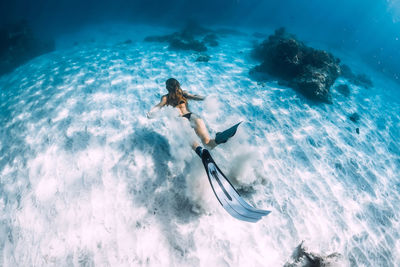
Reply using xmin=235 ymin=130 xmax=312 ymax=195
xmin=160 ymin=94 xmax=168 ymax=103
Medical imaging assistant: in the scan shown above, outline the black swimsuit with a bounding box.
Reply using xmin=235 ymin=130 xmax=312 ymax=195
xmin=182 ymin=113 xmax=192 ymax=120
xmin=176 ymin=99 xmax=192 ymax=120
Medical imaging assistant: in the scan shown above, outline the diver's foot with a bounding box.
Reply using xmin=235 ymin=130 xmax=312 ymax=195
xmin=195 ymin=146 xmax=203 ymax=157
xmin=215 ymin=122 xmax=242 ymax=145
xmin=205 ymin=140 xmax=217 ymax=150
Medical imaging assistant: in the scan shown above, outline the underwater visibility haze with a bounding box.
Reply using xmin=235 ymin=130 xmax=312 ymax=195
xmin=1 ymin=0 xmax=400 ymax=266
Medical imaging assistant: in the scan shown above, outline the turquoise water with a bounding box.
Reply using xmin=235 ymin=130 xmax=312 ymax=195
xmin=0 ymin=23 xmax=399 ymax=266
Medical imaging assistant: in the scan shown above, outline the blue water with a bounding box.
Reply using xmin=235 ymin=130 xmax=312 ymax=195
xmin=1 ymin=2 xmax=400 ymax=266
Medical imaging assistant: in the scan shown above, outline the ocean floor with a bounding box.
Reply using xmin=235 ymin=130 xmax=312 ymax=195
xmin=0 ymin=23 xmax=399 ymax=266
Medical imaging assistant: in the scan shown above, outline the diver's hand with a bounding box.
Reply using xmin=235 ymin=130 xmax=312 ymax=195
xmin=147 ymin=105 xmax=161 ymax=118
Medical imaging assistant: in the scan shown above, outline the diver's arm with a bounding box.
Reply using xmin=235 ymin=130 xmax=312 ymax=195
xmin=147 ymin=95 xmax=167 ymax=118
xmin=183 ymin=91 xmax=205 ymax=101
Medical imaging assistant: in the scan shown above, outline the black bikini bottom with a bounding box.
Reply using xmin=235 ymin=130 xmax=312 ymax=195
xmin=182 ymin=113 xmax=192 ymax=120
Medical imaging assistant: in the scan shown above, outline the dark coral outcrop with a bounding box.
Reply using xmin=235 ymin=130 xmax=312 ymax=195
xmin=349 ymin=112 xmax=360 ymax=123
xmin=251 ymin=28 xmax=341 ymax=103
xmin=340 ymin=64 xmax=373 ymax=88
xmin=145 ymin=22 xmax=210 ymax=52
xmin=196 ymin=55 xmax=210 ymax=62
xmin=0 ymin=20 xmax=55 ymax=76
xmin=144 ymin=22 xmax=221 ymax=53
xmin=202 ymin=34 xmax=218 ymax=47
xmin=284 ymin=241 xmax=342 ymax=267
xmin=168 ymin=37 xmax=207 ymax=52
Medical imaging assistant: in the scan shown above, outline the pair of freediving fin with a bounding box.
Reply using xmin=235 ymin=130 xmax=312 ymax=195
xmin=196 ymin=123 xmax=271 ymax=223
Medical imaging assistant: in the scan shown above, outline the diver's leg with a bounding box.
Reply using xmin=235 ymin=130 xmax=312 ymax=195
xmin=192 ymin=118 xmax=217 ymax=149
xmin=192 ymin=141 xmax=204 ymax=157
xmin=192 ymin=141 xmax=200 ymax=151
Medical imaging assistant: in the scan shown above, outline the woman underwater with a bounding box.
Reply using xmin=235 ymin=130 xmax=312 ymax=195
xmin=147 ymin=78 xmax=240 ymax=155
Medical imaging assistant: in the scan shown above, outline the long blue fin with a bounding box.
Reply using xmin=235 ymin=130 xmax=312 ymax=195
xmin=215 ymin=122 xmax=242 ymax=144
xmin=198 ymin=148 xmax=271 ymax=222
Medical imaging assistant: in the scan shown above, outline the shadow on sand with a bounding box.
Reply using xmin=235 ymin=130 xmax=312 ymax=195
xmin=116 ymin=127 xmax=201 ymax=259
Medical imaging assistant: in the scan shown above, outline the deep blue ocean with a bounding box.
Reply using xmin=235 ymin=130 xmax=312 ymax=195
xmin=0 ymin=1 xmax=399 ymax=266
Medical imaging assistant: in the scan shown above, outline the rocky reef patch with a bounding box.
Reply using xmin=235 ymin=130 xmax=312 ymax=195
xmin=251 ymin=28 xmax=373 ymax=103
xmin=284 ymin=241 xmax=342 ymax=267
xmin=251 ymin=28 xmax=341 ymax=103
xmin=144 ymin=22 xmax=216 ymax=53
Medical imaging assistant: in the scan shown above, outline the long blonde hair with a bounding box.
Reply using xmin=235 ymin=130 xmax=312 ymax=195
xmin=165 ymin=78 xmax=187 ymax=107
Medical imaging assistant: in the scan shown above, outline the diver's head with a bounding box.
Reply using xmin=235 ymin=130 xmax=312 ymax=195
xmin=166 ymin=78 xmax=181 ymax=94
